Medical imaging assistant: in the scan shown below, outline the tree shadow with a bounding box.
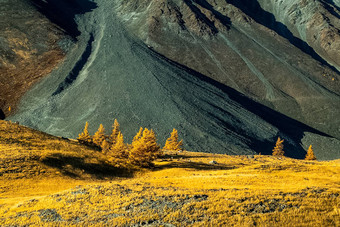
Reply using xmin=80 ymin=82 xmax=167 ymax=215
xmin=161 ymin=153 xmax=211 ymax=160
xmin=30 ymin=0 xmax=97 ymax=39
xmin=41 ymin=153 xmax=134 ymax=179
xmin=225 ymin=0 xmax=340 ymax=74
xmin=155 ymin=160 xmax=237 ymax=171
xmin=0 ymin=109 xmax=4 ymax=120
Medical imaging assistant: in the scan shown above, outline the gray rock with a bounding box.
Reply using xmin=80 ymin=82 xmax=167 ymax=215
xmin=39 ymin=209 xmax=62 ymax=222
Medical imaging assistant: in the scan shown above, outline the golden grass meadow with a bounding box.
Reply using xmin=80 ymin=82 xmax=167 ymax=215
xmin=0 ymin=120 xmax=339 ymax=226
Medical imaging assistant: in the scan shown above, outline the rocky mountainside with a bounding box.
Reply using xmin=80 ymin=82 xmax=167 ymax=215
xmin=115 ymin=0 xmax=340 ymax=139
xmin=2 ymin=0 xmax=340 ymax=159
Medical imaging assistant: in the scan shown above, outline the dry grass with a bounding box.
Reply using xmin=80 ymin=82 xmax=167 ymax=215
xmin=0 ymin=120 xmax=339 ymax=226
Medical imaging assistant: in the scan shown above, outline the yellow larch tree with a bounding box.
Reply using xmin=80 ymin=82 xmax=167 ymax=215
xmin=305 ymin=145 xmax=317 ymax=160
xmin=77 ymin=122 xmax=92 ymax=144
xmin=163 ymin=128 xmax=183 ymax=151
xmin=101 ymin=139 xmax=110 ymax=153
xmin=129 ymin=128 xmax=161 ymax=167
xmin=132 ymin=127 xmax=143 ymax=143
xmin=109 ymin=119 xmax=120 ymax=145
xmin=93 ymin=124 xmax=106 ymax=148
xmin=272 ymin=137 xmax=284 ymax=157
xmin=128 ymin=127 xmax=143 ymax=150
xmin=109 ymin=132 xmax=128 ymax=166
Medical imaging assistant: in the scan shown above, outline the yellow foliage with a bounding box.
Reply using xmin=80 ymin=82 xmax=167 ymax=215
xmin=109 ymin=132 xmax=128 ymax=166
xmin=101 ymin=139 xmax=110 ymax=153
xmin=272 ymin=137 xmax=285 ymax=157
xmin=163 ymin=128 xmax=183 ymax=151
xmin=110 ymin=119 xmax=120 ymax=145
xmin=132 ymin=127 xmax=143 ymax=143
xmin=305 ymin=145 xmax=317 ymax=160
xmin=129 ymin=128 xmax=161 ymax=167
xmin=77 ymin=122 xmax=92 ymax=144
xmin=93 ymin=124 xmax=106 ymax=147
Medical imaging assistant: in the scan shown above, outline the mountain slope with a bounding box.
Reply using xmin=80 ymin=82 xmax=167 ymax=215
xmin=4 ymin=0 xmax=340 ymax=159
xmin=115 ymin=0 xmax=340 ymax=139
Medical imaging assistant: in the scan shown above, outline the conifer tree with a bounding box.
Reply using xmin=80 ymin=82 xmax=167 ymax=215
xmin=129 ymin=128 xmax=161 ymax=167
xmin=101 ymin=139 xmax=110 ymax=153
xmin=110 ymin=132 xmax=128 ymax=161
xmin=93 ymin=124 xmax=106 ymax=148
xmin=272 ymin=137 xmax=284 ymax=157
xmin=109 ymin=119 xmax=120 ymax=145
xmin=132 ymin=127 xmax=143 ymax=143
xmin=305 ymin=145 xmax=317 ymax=160
xmin=163 ymin=128 xmax=183 ymax=151
xmin=126 ymin=127 xmax=143 ymax=151
xmin=77 ymin=122 xmax=92 ymax=144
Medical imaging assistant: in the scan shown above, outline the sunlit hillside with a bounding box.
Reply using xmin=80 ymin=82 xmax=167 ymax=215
xmin=0 ymin=120 xmax=339 ymax=226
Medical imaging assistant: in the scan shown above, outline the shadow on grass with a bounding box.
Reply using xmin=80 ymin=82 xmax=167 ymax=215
xmin=155 ymin=161 xmax=237 ymax=171
xmin=161 ymin=154 xmax=211 ymax=160
xmin=41 ymin=153 xmax=134 ymax=179
xmin=156 ymin=155 xmax=237 ymax=171
xmin=0 ymin=109 xmax=4 ymax=120
xmin=0 ymin=137 xmax=35 ymax=148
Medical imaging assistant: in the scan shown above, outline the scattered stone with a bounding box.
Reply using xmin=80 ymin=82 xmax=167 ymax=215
xmin=244 ymin=198 xmax=296 ymax=214
xmin=101 ymin=213 xmax=121 ymax=219
xmin=71 ymin=188 xmax=88 ymax=195
xmin=164 ymin=224 xmax=176 ymax=227
xmin=39 ymin=209 xmax=62 ymax=222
